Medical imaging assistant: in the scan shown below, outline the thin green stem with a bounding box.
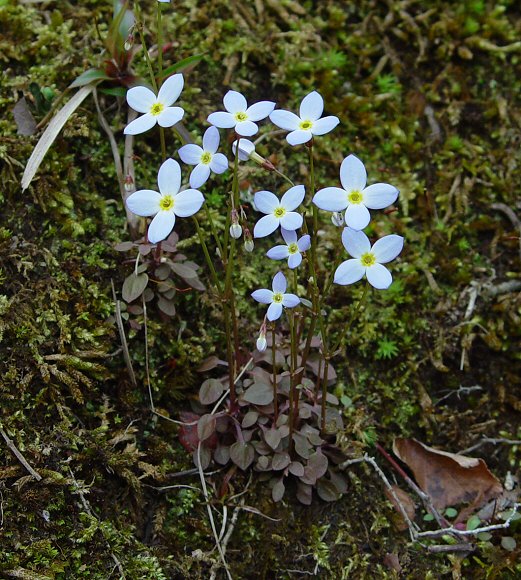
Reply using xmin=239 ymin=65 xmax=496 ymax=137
xmin=331 ymin=284 xmax=369 ymax=355
xmin=271 ymin=325 xmax=278 ymax=423
xmin=134 ymin=5 xmax=158 ymax=92
xmin=320 ymin=355 xmax=330 ymax=433
xmin=193 ymin=216 xmax=222 ymax=295
xmin=288 ymin=311 xmax=298 ymax=445
xmin=204 ymin=204 xmax=224 ymax=261
xmin=273 ymin=167 xmax=295 ymax=186
xmin=156 ymin=3 xmax=167 ymax=160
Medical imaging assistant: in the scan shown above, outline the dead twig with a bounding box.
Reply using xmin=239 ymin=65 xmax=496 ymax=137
xmin=459 ymin=437 xmax=521 ymax=455
xmin=0 ymin=426 xmax=42 ymax=482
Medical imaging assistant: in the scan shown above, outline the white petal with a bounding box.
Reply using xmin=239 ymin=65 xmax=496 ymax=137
xmin=333 ymin=259 xmax=365 ymax=285
xmin=232 ymin=139 xmax=255 ymax=160
xmin=203 ymin=125 xmax=220 ymax=153
xmin=311 ymin=116 xmax=339 ymax=136
xmin=157 ymin=158 xmax=181 ymax=196
xmin=344 ymin=203 xmax=370 ymax=230
xmin=124 ymin=113 xmax=156 ymax=135
xmin=235 ymin=120 xmax=258 ymax=136
xmin=299 ymin=91 xmax=323 ymax=121
xmin=189 ymin=164 xmax=211 ymax=188
xmin=246 ymin=101 xmax=275 ymax=122
xmin=272 ymin=272 xmax=287 ymax=293
xmin=254 ymin=190 xmax=279 ymax=214
xmin=269 ymin=110 xmax=300 ymax=131
xmin=251 ymin=289 xmax=273 ymax=304
xmin=282 ymin=293 xmax=300 ymax=307
xmin=267 ymin=302 xmax=283 ymax=321
xmin=178 ymin=143 xmax=203 ymax=165
xmin=148 ymin=211 xmax=176 ymax=243
xmin=287 ymin=253 xmax=302 ymax=269
xmin=207 ymin=111 xmax=236 ymax=128
xmin=281 ymin=184 xmax=305 ymax=211
xmin=340 ymin=154 xmax=367 ymax=192
xmin=371 ymin=235 xmax=404 ymax=264
xmin=297 ymin=234 xmax=311 ymax=251
xmin=157 ymin=74 xmax=184 ymax=106
xmin=313 ymin=187 xmax=347 ymax=212
xmin=223 ymin=90 xmax=247 ymax=113
xmin=281 ymin=228 xmax=297 ymax=245
xmin=127 ymin=86 xmax=156 ymax=113
xmin=173 ymin=189 xmax=204 ymax=217
xmin=209 ymin=153 xmax=228 ymax=174
xmin=286 ymin=130 xmax=312 ymax=146
xmin=157 ymin=106 xmax=184 ymax=127
xmin=266 ymin=245 xmax=290 ymax=260
xmin=126 ymin=189 xmax=161 ymax=216
xmin=362 ymin=183 xmax=399 ymax=209
xmin=280 ymin=212 xmax=303 ymax=231
xmin=254 ymin=214 xmax=279 ymax=238
xmin=341 ymin=228 xmax=370 ymax=258
xmin=366 ymin=263 xmax=392 ymax=289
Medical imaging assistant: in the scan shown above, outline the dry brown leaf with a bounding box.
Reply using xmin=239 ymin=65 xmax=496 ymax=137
xmin=385 ymin=484 xmax=416 ymax=531
xmin=393 ymin=438 xmax=503 ymax=510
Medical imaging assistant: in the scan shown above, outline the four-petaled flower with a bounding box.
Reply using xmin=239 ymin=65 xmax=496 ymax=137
xmin=334 ymin=228 xmax=404 ymax=290
xmin=269 ymin=91 xmax=339 ymax=146
xmin=251 ymin=272 xmax=300 ymax=321
xmin=208 ymin=90 xmax=275 ymax=137
xmin=124 ymin=74 xmax=184 ymax=135
xmin=313 ymin=154 xmax=399 ymax=231
xmin=232 ymin=138 xmax=256 ymax=161
xmin=266 ymin=228 xmax=311 ymax=269
xmin=253 ymin=185 xmax=305 ymax=238
xmin=126 ymin=158 xmax=204 ymax=243
xmin=178 ymin=126 xmax=228 ymax=188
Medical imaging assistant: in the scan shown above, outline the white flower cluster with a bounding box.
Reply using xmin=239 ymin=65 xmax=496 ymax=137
xmin=122 ymin=76 xmax=403 ymax=328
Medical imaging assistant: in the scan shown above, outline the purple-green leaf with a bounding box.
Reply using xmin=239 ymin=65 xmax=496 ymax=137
xmin=197 ymin=414 xmax=216 ymax=442
xmin=122 ymin=272 xmax=149 ymax=303
xmin=230 ymin=442 xmax=254 ymax=470
xmin=241 ymin=382 xmax=273 ymax=406
xmin=199 ymin=379 xmax=224 ymax=405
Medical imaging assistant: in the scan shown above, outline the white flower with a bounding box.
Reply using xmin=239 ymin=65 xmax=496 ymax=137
xmin=207 ymin=90 xmax=275 ymax=137
xmin=269 ymin=91 xmax=339 ymax=146
xmin=313 ymin=154 xmax=399 ymax=231
xmin=256 ymin=324 xmax=267 ymax=352
xmin=126 ymin=158 xmax=204 ymax=243
xmin=251 ymin=272 xmax=300 ymax=321
xmin=334 ymin=228 xmax=404 ymax=290
xmin=266 ymin=228 xmax=311 ymax=269
xmin=124 ymin=74 xmax=184 ymax=135
xmin=178 ymin=126 xmax=228 ymax=188
xmin=253 ymin=185 xmax=305 ymax=238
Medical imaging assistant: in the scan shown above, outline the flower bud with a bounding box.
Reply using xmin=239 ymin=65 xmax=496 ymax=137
xmin=124 ymin=33 xmax=134 ymax=52
xmin=229 ymin=223 xmax=242 ymax=239
xmin=243 ymin=227 xmax=254 ymax=252
xmin=331 ymin=211 xmax=344 ymax=227
xmin=256 ymin=333 xmax=267 ymax=352
xmin=124 ymin=174 xmax=134 ymax=192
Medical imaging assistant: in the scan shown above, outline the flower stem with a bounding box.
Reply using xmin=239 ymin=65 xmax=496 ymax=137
xmin=156 ymin=2 xmax=167 ymax=160
xmin=192 ymin=216 xmax=222 ymax=295
xmin=287 ymin=310 xmax=298 ymax=446
xmin=271 ymin=324 xmax=278 ymax=424
xmin=204 ymin=204 xmax=224 ymax=262
xmin=134 ymin=5 xmax=158 ymax=92
xmin=331 ymin=284 xmax=369 ymax=355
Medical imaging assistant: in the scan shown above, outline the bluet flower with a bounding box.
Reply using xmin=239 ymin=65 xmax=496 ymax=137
xmin=269 ymin=91 xmax=339 ymax=146
xmin=334 ymin=228 xmax=403 ymax=290
xmin=253 ymin=185 xmax=305 ymax=238
xmin=266 ymin=229 xmax=311 ymax=269
xmin=313 ymin=154 xmax=399 ymax=230
xmin=126 ymin=158 xmax=204 ymax=243
xmin=124 ymin=74 xmax=184 ymax=135
xmin=251 ymin=272 xmax=300 ymax=321
xmin=208 ymin=90 xmax=275 ymax=137
xmin=178 ymin=126 xmax=228 ymax=188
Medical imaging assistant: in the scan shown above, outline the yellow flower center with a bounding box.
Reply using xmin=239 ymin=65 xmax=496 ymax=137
xmin=348 ymin=190 xmax=363 ymax=204
xmin=150 ymin=102 xmax=165 ymax=117
xmin=288 ymin=242 xmax=299 ymax=254
xmin=299 ymin=120 xmax=313 ymax=130
xmin=200 ymin=151 xmax=212 ymax=165
xmin=272 ymin=292 xmax=283 ymax=303
xmin=159 ymin=195 xmax=175 ymax=211
xmin=234 ymin=111 xmax=248 ymax=122
xmin=273 ymin=206 xmax=286 ymax=218
xmin=360 ymin=252 xmax=376 ymax=267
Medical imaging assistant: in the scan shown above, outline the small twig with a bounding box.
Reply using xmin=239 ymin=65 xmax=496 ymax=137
xmin=210 ymin=499 xmax=244 ymax=580
xmin=111 ymin=280 xmax=137 ymax=388
xmin=0 ymin=426 xmax=41 ymax=481
xmin=427 ymin=543 xmax=475 ymax=554
xmin=68 ymin=466 xmax=125 ymax=578
xmin=459 ymin=437 xmax=521 ymax=455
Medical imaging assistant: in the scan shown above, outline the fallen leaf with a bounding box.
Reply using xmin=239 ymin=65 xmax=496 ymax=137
xmin=385 ymin=485 xmax=416 ymax=531
xmin=393 ymin=438 xmax=503 ymax=511
xmin=13 ymin=97 xmax=37 ymax=136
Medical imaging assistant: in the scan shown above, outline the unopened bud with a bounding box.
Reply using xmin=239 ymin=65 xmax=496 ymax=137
xmin=232 ymin=139 xmax=255 ymax=161
xmin=256 ymin=333 xmax=267 ymax=352
xmin=229 ymin=223 xmax=242 ymax=239
xmin=124 ymin=174 xmax=134 ymax=192
xmin=244 ymin=238 xmax=254 ymax=252
xmin=124 ymin=33 xmax=134 ymax=52
xmin=331 ymin=211 xmax=344 ymax=227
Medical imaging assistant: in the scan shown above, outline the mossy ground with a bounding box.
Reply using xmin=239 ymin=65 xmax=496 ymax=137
xmin=1 ymin=0 xmax=520 ymax=578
